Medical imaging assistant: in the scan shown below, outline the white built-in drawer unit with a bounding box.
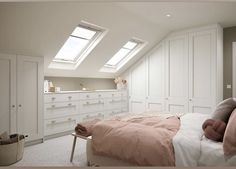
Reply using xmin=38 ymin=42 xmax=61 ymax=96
xmin=44 ymin=90 xmax=128 ymax=137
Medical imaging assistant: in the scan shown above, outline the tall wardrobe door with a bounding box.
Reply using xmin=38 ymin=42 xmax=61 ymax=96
xmin=17 ymin=55 xmax=43 ymax=141
xmin=146 ymin=43 xmax=166 ymax=112
xmin=129 ymin=59 xmax=146 ymax=113
xmin=166 ymin=34 xmax=189 ymax=113
xmin=0 ymin=54 xmax=16 ymax=134
xmin=189 ymin=29 xmax=216 ymax=114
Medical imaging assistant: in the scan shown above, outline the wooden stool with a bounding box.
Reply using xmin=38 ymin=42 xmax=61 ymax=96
xmin=70 ymin=132 xmax=88 ymax=162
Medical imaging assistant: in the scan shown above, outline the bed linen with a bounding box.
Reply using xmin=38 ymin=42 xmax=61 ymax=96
xmin=173 ymin=113 xmax=209 ymax=166
xmin=91 ymin=112 xmax=180 ymax=166
xmin=87 ymin=112 xmax=236 ymax=166
xmin=198 ymin=137 xmax=236 ymax=166
xmin=173 ymin=113 xmax=236 ymax=166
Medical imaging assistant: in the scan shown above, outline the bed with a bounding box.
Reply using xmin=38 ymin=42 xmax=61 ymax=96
xmin=84 ymin=112 xmax=236 ymax=166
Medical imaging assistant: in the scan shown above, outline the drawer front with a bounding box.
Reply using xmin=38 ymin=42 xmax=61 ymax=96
xmin=44 ymin=93 xmax=79 ymax=103
xmin=78 ymin=112 xmax=105 ymax=122
xmin=106 ymin=98 xmax=128 ymax=110
xmin=44 ymin=102 xmax=78 ymax=119
xmin=107 ymin=109 xmax=124 ymax=117
xmin=103 ymin=91 xmax=121 ymax=98
xmin=79 ymin=92 xmax=103 ymax=100
xmin=44 ymin=115 xmax=77 ymax=136
xmin=79 ymin=99 xmax=105 ymax=113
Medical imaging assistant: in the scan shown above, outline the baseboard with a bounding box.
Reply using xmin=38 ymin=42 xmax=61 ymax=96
xmin=25 ymin=139 xmax=43 ymax=147
xmin=44 ymin=130 xmax=74 ymax=140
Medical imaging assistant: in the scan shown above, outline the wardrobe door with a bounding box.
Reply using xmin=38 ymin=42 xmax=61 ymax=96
xmin=146 ymin=43 xmax=166 ymax=112
xmin=129 ymin=59 xmax=146 ymax=113
xmin=166 ymin=34 xmax=189 ymax=113
xmin=0 ymin=54 xmax=16 ymax=134
xmin=17 ymin=55 xmax=43 ymax=141
xmin=188 ymin=29 xmax=216 ymax=114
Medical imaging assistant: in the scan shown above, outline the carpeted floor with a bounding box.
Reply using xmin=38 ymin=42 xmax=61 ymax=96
xmin=14 ymin=135 xmax=87 ymax=167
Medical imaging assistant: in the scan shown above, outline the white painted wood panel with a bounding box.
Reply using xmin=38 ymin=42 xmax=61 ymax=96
xmin=129 ymin=59 xmax=146 ymax=113
xmin=17 ymin=55 xmax=43 ymax=141
xmin=166 ymin=34 xmax=189 ymax=113
xmin=0 ymin=54 xmax=16 ymax=134
xmin=189 ymin=29 xmax=216 ymax=113
xmin=146 ymin=43 xmax=166 ymax=112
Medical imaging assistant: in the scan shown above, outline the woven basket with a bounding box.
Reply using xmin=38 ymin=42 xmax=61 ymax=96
xmin=0 ymin=134 xmax=25 ymax=166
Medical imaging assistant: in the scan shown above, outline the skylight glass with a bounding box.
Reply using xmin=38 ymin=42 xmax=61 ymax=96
xmin=105 ymin=40 xmax=138 ymax=67
xmin=54 ymin=25 xmax=98 ymax=62
xmin=123 ymin=41 xmax=137 ymax=50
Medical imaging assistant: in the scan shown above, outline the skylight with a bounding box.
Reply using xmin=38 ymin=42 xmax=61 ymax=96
xmin=54 ymin=26 xmax=98 ymax=62
xmin=101 ymin=38 xmax=146 ymax=73
xmin=105 ymin=41 xmax=138 ymax=67
xmin=49 ymin=21 xmax=108 ymax=70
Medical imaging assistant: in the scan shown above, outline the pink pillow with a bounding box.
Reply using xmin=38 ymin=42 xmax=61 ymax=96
xmin=202 ymin=119 xmax=226 ymax=142
xmin=223 ymin=108 xmax=236 ymax=155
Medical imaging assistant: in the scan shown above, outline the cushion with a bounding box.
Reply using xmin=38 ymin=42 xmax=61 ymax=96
xmin=223 ymin=108 xmax=236 ymax=156
xmin=211 ymin=98 xmax=236 ymax=123
xmin=202 ymin=119 xmax=226 ymax=142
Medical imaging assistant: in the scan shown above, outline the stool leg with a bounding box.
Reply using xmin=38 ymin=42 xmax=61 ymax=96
xmin=70 ymin=136 xmax=77 ymax=162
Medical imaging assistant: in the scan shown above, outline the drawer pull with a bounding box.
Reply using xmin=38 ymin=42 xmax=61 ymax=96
xmin=68 ymin=103 xmax=72 ymax=106
xmin=51 ymin=105 xmax=55 ymax=108
xmin=68 ymin=96 xmax=72 ymax=99
xmin=51 ymin=97 xmax=56 ymax=100
xmin=98 ymin=94 xmax=101 ymax=97
xmin=86 ymin=95 xmax=90 ymax=98
xmin=68 ymin=118 xmax=72 ymax=121
xmin=51 ymin=120 xmax=56 ymax=124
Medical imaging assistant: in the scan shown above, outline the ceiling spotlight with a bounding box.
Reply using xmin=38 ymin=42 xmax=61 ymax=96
xmin=166 ymin=14 xmax=171 ymax=17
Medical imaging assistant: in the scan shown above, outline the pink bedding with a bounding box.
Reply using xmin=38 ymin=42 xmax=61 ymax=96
xmin=91 ymin=113 xmax=180 ymax=166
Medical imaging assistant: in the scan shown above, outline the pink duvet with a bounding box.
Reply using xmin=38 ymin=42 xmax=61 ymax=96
xmin=91 ymin=113 xmax=180 ymax=166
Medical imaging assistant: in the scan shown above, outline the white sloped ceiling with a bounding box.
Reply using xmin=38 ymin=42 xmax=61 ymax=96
xmin=0 ymin=1 xmax=236 ymax=78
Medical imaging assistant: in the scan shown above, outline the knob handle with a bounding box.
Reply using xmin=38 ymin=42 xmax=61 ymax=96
xmin=19 ymin=104 xmax=22 ymax=107
xmin=12 ymin=105 xmax=15 ymax=108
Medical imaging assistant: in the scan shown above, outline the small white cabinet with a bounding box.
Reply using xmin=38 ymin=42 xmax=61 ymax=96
xmin=44 ymin=90 xmax=128 ymax=137
xmin=0 ymin=53 xmax=43 ymax=142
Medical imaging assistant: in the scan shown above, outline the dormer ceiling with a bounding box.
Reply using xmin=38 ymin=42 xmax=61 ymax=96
xmin=0 ymin=1 xmax=236 ymax=78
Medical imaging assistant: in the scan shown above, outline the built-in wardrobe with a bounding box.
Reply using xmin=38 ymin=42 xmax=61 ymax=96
xmin=123 ymin=24 xmax=223 ymax=114
xmin=0 ymin=53 xmax=43 ymax=143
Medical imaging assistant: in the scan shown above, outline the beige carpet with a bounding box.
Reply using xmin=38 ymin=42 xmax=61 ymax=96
xmin=14 ymin=135 xmax=87 ymax=166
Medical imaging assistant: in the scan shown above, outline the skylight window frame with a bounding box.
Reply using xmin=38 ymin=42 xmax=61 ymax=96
xmin=53 ymin=24 xmax=102 ymax=64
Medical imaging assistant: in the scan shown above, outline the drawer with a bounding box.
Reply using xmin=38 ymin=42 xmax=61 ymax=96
xmin=78 ymin=112 xmax=105 ymax=122
xmin=44 ymin=115 xmax=77 ymax=136
xmin=79 ymin=92 xmax=103 ymax=100
xmin=105 ymin=98 xmax=128 ymax=110
xmin=107 ymin=109 xmax=124 ymax=117
xmin=44 ymin=102 xmax=78 ymax=119
xmin=79 ymin=99 xmax=105 ymax=113
xmin=44 ymin=93 xmax=79 ymax=103
xmin=103 ymin=91 xmax=121 ymax=98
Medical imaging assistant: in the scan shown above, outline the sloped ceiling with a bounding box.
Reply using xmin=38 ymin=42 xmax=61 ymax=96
xmin=0 ymin=1 xmax=236 ymax=78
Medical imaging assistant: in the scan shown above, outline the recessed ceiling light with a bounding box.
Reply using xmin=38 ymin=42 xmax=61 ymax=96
xmin=166 ymin=14 xmax=171 ymax=17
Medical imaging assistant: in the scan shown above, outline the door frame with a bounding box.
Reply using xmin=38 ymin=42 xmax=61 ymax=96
xmin=233 ymin=42 xmax=236 ymax=97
